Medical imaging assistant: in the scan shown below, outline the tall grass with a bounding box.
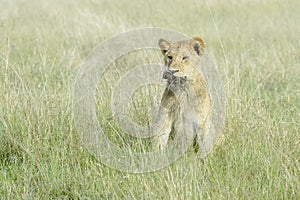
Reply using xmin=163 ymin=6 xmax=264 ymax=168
xmin=1 ymin=0 xmax=299 ymax=199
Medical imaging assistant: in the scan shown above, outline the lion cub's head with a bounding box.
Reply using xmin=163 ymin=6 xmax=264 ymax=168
xmin=159 ymin=37 xmax=205 ymax=79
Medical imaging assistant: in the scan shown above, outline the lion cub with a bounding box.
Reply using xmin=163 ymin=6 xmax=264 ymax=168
xmin=152 ymin=37 xmax=219 ymax=156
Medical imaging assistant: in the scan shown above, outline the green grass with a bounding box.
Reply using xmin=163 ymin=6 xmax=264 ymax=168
xmin=1 ymin=0 xmax=299 ymax=199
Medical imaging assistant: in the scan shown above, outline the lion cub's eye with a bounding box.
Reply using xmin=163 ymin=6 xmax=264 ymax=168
xmin=182 ymin=56 xmax=188 ymax=62
xmin=167 ymin=55 xmax=173 ymax=61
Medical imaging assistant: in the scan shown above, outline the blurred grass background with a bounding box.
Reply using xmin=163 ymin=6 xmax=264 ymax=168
xmin=0 ymin=0 xmax=299 ymax=199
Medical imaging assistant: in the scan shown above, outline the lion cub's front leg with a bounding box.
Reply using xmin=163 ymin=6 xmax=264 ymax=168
xmin=152 ymin=107 xmax=173 ymax=149
xmin=152 ymin=89 xmax=176 ymax=149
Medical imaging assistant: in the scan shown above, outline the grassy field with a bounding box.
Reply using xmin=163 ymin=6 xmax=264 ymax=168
xmin=1 ymin=0 xmax=299 ymax=199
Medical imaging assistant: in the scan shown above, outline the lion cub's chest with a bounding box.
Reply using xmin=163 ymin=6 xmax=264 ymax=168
xmin=162 ymin=83 xmax=200 ymax=120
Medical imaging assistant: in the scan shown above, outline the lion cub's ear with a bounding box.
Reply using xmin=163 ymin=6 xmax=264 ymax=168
xmin=191 ymin=37 xmax=205 ymax=56
xmin=159 ymin=39 xmax=171 ymax=55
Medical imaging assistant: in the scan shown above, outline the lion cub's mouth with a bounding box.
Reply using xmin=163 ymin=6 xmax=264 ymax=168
xmin=163 ymin=70 xmax=186 ymax=79
xmin=163 ymin=70 xmax=187 ymax=86
xmin=173 ymin=71 xmax=185 ymax=77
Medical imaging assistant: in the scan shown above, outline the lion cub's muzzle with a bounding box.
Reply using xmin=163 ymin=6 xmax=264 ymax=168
xmin=163 ymin=70 xmax=187 ymax=87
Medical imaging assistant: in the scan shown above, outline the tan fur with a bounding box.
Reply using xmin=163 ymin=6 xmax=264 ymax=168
xmin=152 ymin=37 xmax=222 ymax=156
